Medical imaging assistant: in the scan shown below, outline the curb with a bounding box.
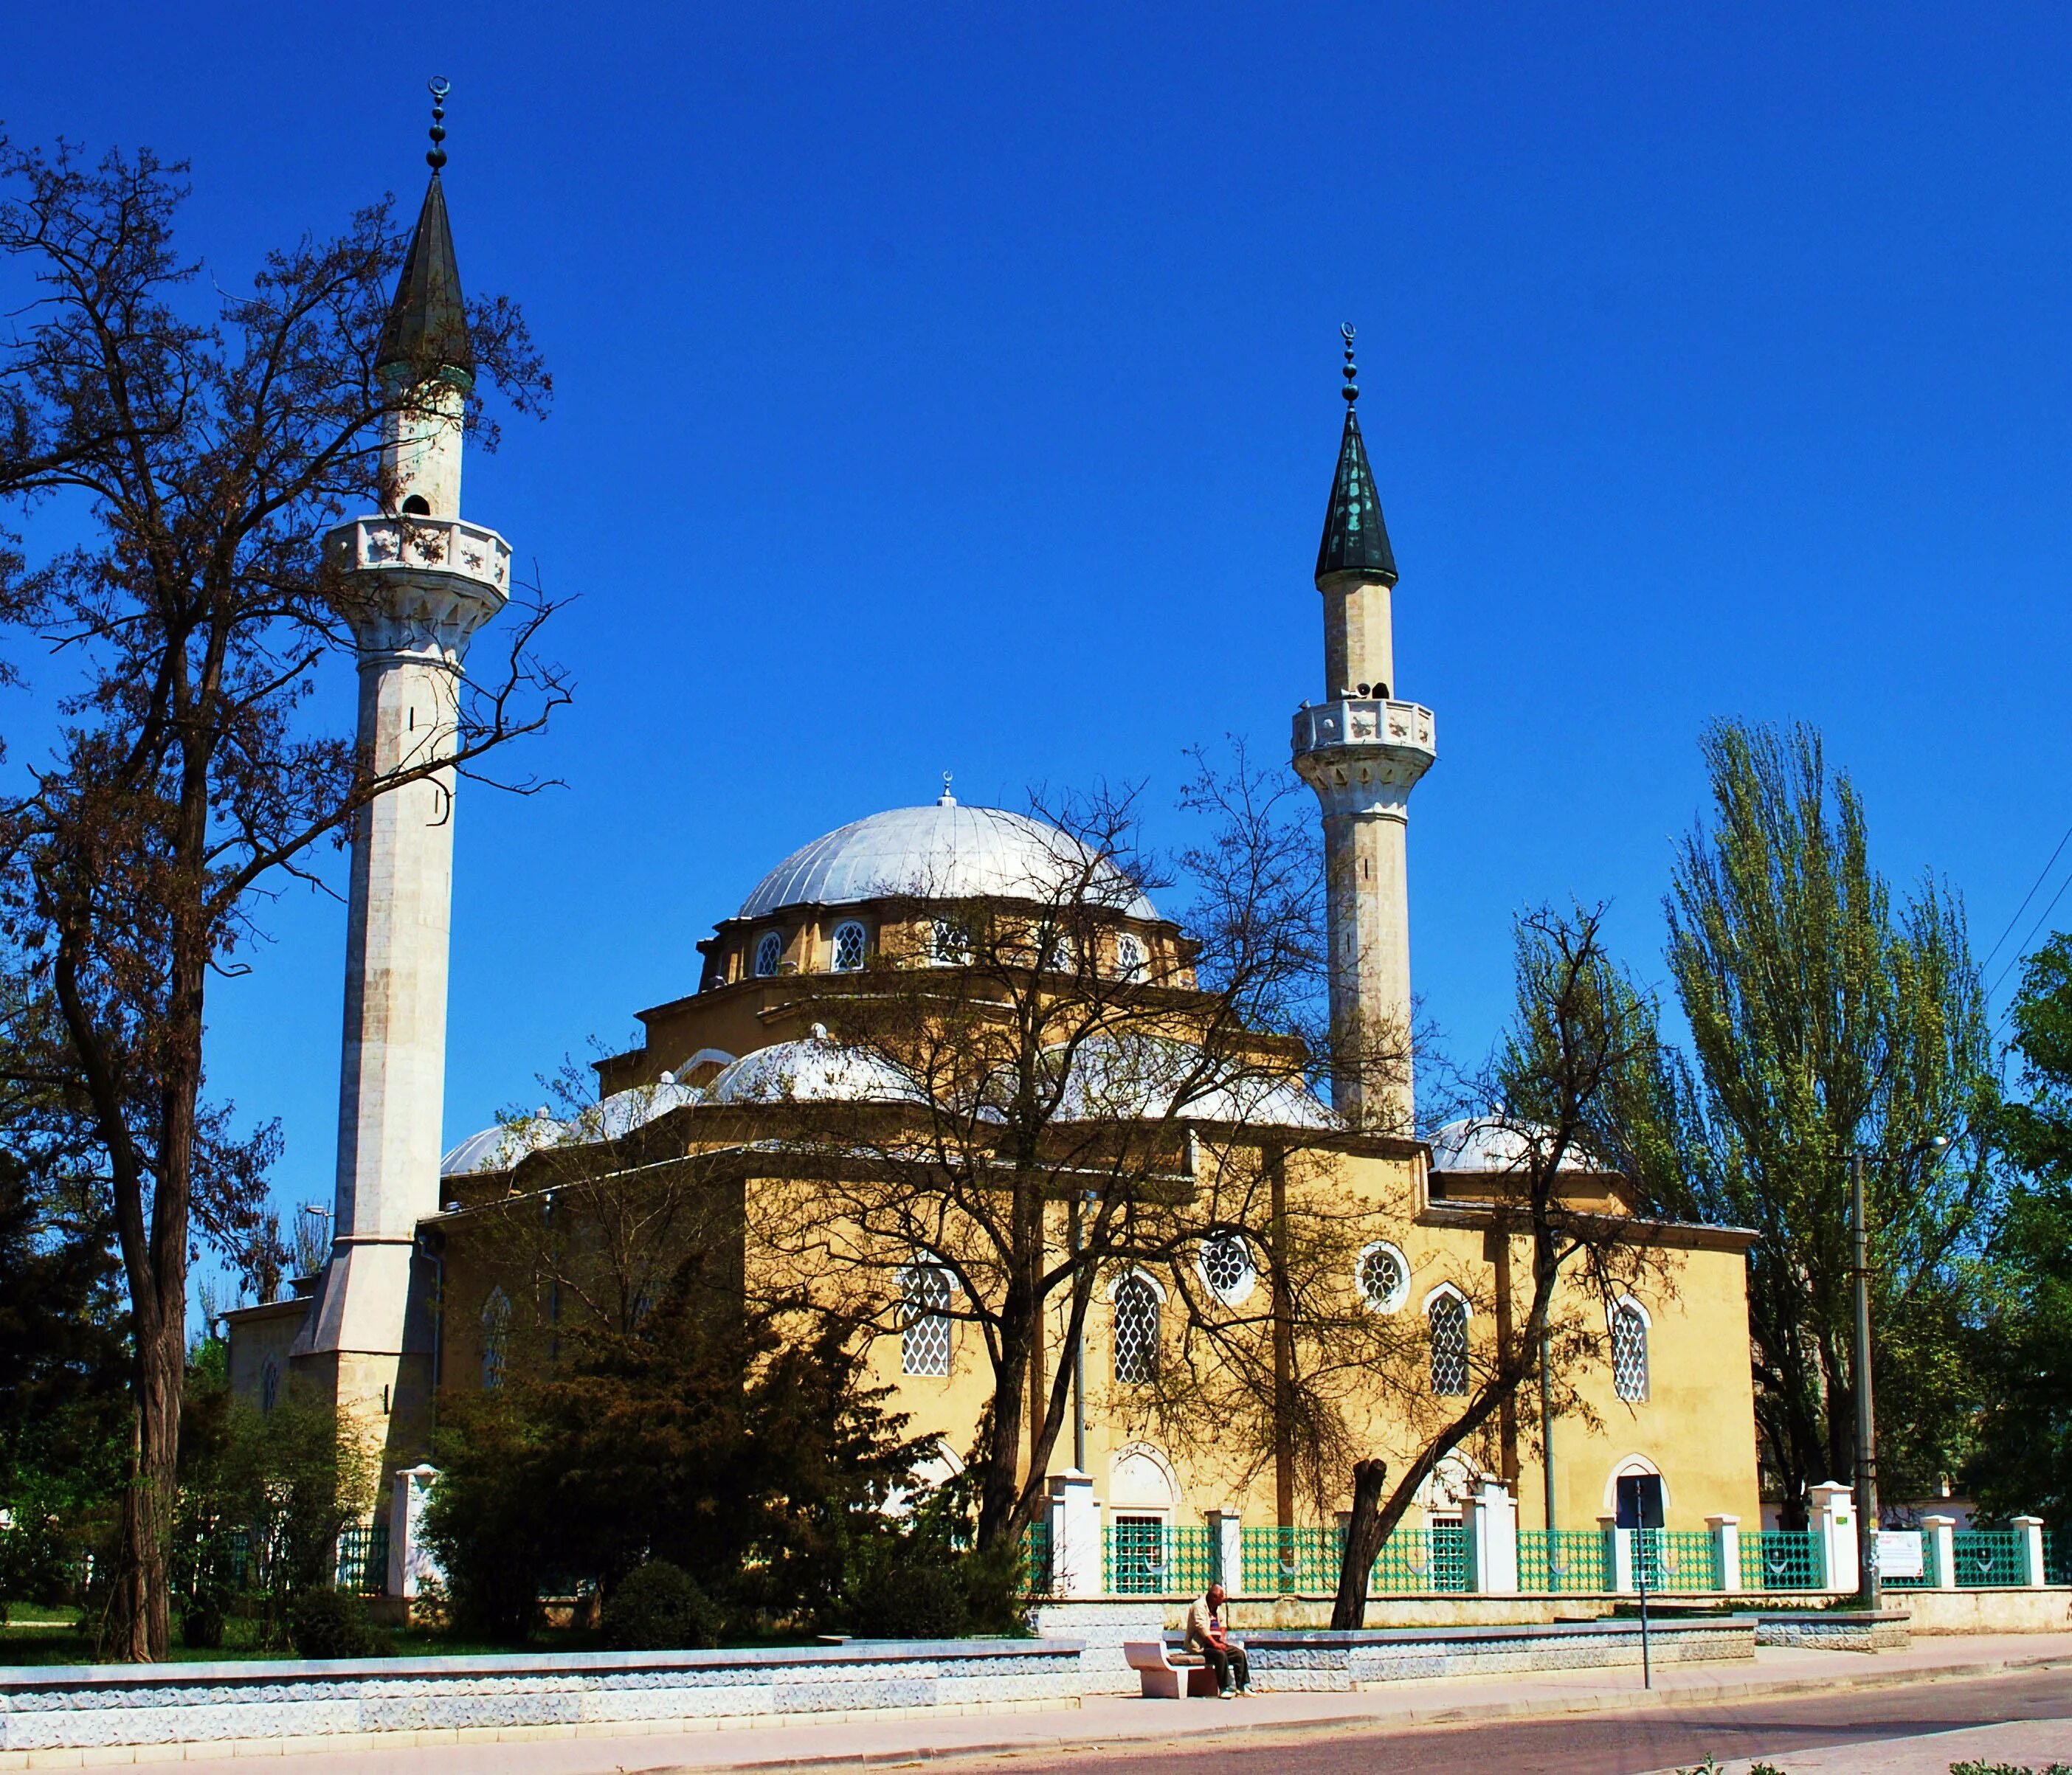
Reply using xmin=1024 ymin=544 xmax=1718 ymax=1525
xmin=628 ymin=1649 xmax=2072 ymax=1775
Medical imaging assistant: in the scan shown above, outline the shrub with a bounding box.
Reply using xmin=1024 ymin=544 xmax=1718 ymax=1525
xmin=181 ymin=1596 xmax=224 ymax=1650
xmin=847 ymin=1557 xmax=969 ymax=1640
xmin=599 ymin=1561 xmax=724 ymax=1651
xmin=287 ymin=1586 xmax=384 ymax=1660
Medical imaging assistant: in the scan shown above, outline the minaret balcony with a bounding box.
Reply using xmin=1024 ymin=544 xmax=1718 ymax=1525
xmin=325 ymin=514 xmax=511 ymax=600
xmin=1291 ymin=697 xmax=1437 ymax=817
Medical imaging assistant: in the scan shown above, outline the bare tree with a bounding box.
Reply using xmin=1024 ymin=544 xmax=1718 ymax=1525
xmin=0 ymin=137 xmax=563 ymax=1657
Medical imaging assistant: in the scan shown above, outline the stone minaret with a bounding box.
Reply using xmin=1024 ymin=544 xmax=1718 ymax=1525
xmin=295 ymin=86 xmax=511 ymax=1455
xmin=1291 ymin=326 xmax=1436 ymax=1132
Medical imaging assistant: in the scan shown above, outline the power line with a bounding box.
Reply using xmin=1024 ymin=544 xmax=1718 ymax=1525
xmin=1990 ymin=864 xmax=2072 ymax=1024
xmin=1982 ymin=820 xmax=2072 ymax=975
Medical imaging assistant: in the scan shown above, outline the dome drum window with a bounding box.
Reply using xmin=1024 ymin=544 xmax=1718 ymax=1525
xmin=1112 ymin=1272 xmax=1161 ymax=1383
xmin=1198 ymin=1232 xmax=1256 ymax=1305
xmin=1357 ymin=1241 xmax=1409 ymax=1312
xmin=900 ymin=1264 xmax=954 ymax=1377
xmin=481 ymin=1287 xmax=512 ymax=1391
xmin=831 ymin=920 xmax=868 ymax=972
xmin=1611 ymin=1299 xmax=1650 ymax=1403
xmin=1115 ymin=933 xmax=1147 ymax=982
xmin=754 ymin=931 xmax=785 ymax=978
xmin=1427 ymin=1289 xmax=1469 ymax=1396
xmin=930 ymin=918 xmax=972 ymax=966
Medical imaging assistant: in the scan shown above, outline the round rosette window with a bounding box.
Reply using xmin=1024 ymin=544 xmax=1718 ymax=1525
xmin=1357 ymin=1240 xmax=1410 ymax=1312
xmin=1198 ymin=1231 xmax=1257 ymax=1306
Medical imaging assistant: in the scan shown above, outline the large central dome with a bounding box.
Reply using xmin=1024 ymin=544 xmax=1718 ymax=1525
xmin=738 ymin=801 xmax=1159 ymax=922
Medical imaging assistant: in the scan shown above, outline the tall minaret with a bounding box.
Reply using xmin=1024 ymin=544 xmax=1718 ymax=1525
xmin=296 ymin=83 xmax=511 ymax=1453
xmin=1291 ymin=326 xmax=1436 ymax=1132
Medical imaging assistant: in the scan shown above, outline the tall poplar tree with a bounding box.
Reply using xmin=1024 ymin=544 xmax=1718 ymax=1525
xmin=1661 ymin=720 xmax=1997 ymax=1522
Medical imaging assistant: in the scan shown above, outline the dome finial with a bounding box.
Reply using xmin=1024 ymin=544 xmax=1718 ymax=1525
xmin=1340 ymin=320 xmax=1359 ymax=406
xmin=427 ymin=77 xmax=452 ymax=173
xmin=938 ymin=771 xmax=956 ymax=808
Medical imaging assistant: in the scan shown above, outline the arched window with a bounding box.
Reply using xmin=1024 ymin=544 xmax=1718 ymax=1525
xmin=1113 ymin=1273 xmax=1160 ymax=1383
xmin=832 ymin=920 xmax=868 ymax=972
xmin=754 ymin=931 xmax=784 ymax=977
xmin=930 ymin=918 xmax=971 ymax=966
xmin=401 ymin=494 xmax=432 ymax=516
xmin=1428 ymin=1290 xmax=1469 ymax=1396
xmin=481 ymin=1287 xmax=512 ymax=1391
xmin=900 ymin=1264 xmax=954 ymax=1377
xmin=1357 ymin=1241 xmax=1409 ymax=1312
xmin=259 ymin=1357 xmax=280 ymax=1415
xmin=1611 ymin=1299 xmax=1650 ymax=1403
xmin=1116 ymin=933 xmax=1147 ymax=982
xmin=1198 ymin=1233 xmax=1256 ymax=1305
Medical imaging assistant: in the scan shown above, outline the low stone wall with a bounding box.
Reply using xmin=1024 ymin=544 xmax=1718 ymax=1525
xmin=1900 ymin=1589 xmax=2072 ymax=1635
xmin=1236 ymin=1618 xmax=1755 ymax=1690
xmin=0 ymin=1639 xmax=1083 ymax=1762
xmin=1751 ymin=1610 xmax=1909 ymax=1652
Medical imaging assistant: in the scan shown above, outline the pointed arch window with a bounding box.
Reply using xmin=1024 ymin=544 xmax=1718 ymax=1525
xmin=1115 ymin=933 xmax=1147 ymax=983
xmin=1427 ymin=1289 xmax=1469 ymax=1396
xmin=900 ymin=1264 xmax=954 ymax=1377
xmin=1113 ymin=1273 xmax=1161 ymax=1384
xmin=754 ymin=931 xmax=784 ymax=978
xmin=930 ymin=918 xmax=972 ymax=966
xmin=481 ymin=1287 xmax=512 ymax=1391
xmin=832 ymin=920 xmax=868 ymax=972
xmin=259 ymin=1357 xmax=280 ymax=1415
xmin=1611 ymin=1298 xmax=1650 ymax=1403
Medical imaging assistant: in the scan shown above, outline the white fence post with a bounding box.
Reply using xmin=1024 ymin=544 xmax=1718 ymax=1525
xmin=1806 ymin=1483 xmax=1857 ymax=1593
xmin=1207 ymin=1508 xmax=1244 ymax=1598
xmin=1707 ymin=1514 xmax=1741 ymax=1593
xmin=1048 ymin=1470 xmax=1102 ymax=1599
xmin=387 ymin=1464 xmax=442 ymax=1600
xmin=1466 ymin=1479 xmax=1519 ymax=1594
xmin=1920 ymin=1514 xmax=1958 ymax=1591
xmin=1600 ymin=1515 xmax=1634 ymax=1594
xmin=2014 ymin=1515 xmax=2047 ymax=1588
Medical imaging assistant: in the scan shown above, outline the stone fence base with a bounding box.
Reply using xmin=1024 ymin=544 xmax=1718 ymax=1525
xmin=1237 ymin=1618 xmax=1755 ymax=1690
xmin=0 ymin=1640 xmax=1082 ymax=1765
xmin=1900 ymin=1588 xmax=2072 ymax=1634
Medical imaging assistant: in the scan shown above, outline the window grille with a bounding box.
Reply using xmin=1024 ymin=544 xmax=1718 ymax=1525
xmin=1612 ymin=1302 xmax=1649 ymax=1402
xmin=931 ymin=918 xmax=971 ymax=966
xmin=481 ymin=1288 xmax=511 ymax=1391
xmin=1116 ymin=933 xmax=1147 ymax=981
xmin=900 ymin=1264 xmax=953 ymax=1377
xmin=754 ymin=931 xmax=784 ymax=977
xmin=1429 ymin=1292 xmax=1468 ymax=1395
xmin=1358 ymin=1243 xmax=1406 ymax=1311
xmin=832 ymin=921 xmax=867 ymax=972
xmin=1200 ymin=1233 xmax=1254 ymax=1303
xmin=1113 ymin=1273 xmax=1160 ymax=1383
xmin=260 ymin=1359 xmax=280 ymax=1414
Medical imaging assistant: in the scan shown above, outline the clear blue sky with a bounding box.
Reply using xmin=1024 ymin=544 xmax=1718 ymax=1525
xmin=7 ymin=1 xmax=2070 ymax=1238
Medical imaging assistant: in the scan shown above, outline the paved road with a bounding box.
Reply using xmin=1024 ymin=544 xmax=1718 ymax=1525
xmin=911 ymin=1667 xmax=2072 ymax=1775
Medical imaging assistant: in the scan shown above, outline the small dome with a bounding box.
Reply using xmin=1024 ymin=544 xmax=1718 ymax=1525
xmin=441 ymin=1115 xmax=562 ymax=1177
xmin=1428 ymin=1116 xmax=1601 ymax=1173
xmin=441 ymin=1082 xmax=702 ymax=1177
xmin=738 ymin=803 xmax=1158 ymax=923
xmin=709 ymin=1037 xmax=926 ymax=1107
xmin=1055 ymin=1035 xmax=1339 ymax=1129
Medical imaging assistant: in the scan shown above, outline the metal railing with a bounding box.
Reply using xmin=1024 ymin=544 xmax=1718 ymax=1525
xmin=1953 ymin=1528 xmax=2026 ymax=1588
xmin=1102 ymin=1520 xmax=1218 ymax=1595
xmin=1635 ymin=1528 xmax=1720 ymax=1593
xmin=1749 ymin=1529 xmax=1826 ymax=1591
xmin=1021 ymin=1520 xmax=1054 ymax=1594
xmin=334 ymin=1521 xmax=389 ymax=1597
xmin=1235 ymin=1523 xmax=1469 ymax=1596
xmin=2046 ymin=1529 xmax=2072 ymax=1587
xmin=1518 ymin=1527 xmax=1610 ymax=1593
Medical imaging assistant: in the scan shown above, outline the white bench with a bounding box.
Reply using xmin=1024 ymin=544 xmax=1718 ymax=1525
xmin=1122 ymin=1639 xmax=1222 ymax=1699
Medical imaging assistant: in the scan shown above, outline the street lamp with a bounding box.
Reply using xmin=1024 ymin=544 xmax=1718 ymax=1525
xmin=1851 ymin=1133 xmax=1950 ymax=1610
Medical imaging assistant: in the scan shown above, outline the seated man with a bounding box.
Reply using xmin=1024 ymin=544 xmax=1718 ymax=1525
xmin=1184 ymin=1582 xmax=1249 ymax=1698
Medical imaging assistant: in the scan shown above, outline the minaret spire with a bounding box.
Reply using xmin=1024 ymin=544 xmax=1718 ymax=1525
xmin=1290 ymin=325 xmax=1437 ymax=1132
xmin=376 ymin=80 xmax=473 ymax=390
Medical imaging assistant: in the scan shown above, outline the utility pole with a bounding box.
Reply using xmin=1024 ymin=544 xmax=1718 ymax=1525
xmin=1540 ymin=1326 xmax=1557 ymax=1537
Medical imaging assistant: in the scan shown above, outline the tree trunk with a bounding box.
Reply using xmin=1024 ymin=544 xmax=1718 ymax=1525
xmin=1329 ymin=1459 xmax=1389 ymax=1630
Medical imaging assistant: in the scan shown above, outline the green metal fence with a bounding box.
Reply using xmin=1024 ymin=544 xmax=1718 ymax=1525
xmin=1749 ymin=1529 xmax=1826 ymax=1591
xmin=1021 ymin=1520 xmax=1054 ymax=1594
xmin=1375 ymin=1524 xmax=1470 ymax=1594
xmin=1635 ymin=1529 xmax=1720 ymax=1592
xmin=1518 ymin=1527 xmax=1610 ymax=1593
xmin=1236 ymin=1523 xmax=1468 ymax=1596
xmin=1102 ymin=1519 xmax=1218 ymax=1595
xmin=334 ymin=1521 xmax=388 ymax=1596
xmin=2046 ymin=1529 xmax=2072 ymax=1587
xmin=1954 ymin=1528 xmax=2027 ymax=1588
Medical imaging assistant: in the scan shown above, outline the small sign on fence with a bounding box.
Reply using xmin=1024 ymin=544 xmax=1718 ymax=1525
xmin=1875 ymin=1530 xmax=1924 ymax=1579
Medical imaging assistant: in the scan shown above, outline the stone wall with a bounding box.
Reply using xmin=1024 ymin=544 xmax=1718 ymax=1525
xmin=1900 ymin=1589 xmax=2072 ymax=1635
xmin=0 ymin=1639 xmax=1082 ymax=1760
xmin=1238 ymin=1619 xmax=1755 ymax=1690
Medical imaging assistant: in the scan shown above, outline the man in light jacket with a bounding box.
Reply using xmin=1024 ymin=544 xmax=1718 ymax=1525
xmin=1184 ymin=1583 xmax=1249 ymax=1697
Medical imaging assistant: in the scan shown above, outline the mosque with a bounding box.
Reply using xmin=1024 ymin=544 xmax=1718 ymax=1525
xmin=225 ymin=120 xmax=1764 ymax=1594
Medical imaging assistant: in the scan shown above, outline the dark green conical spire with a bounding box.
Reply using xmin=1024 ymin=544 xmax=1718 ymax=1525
xmin=376 ymin=83 xmax=474 ymax=385
xmin=1314 ymin=325 xmax=1396 ymax=587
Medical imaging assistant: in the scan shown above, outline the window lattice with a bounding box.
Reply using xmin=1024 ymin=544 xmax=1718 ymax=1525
xmin=481 ymin=1288 xmax=512 ymax=1391
xmin=1116 ymin=933 xmax=1147 ymax=982
xmin=931 ymin=918 xmax=971 ymax=966
xmin=1359 ymin=1244 xmax=1406 ymax=1311
xmin=1612 ymin=1304 xmax=1649 ymax=1402
xmin=901 ymin=1264 xmax=953 ymax=1377
xmin=1113 ymin=1273 xmax=1160 ymax=1383
xmin=754 ymin=931 xmax=784 ymax=977
xmin=260 ymin=1359 xmax=280 ymax=1414
xmin=832 ymin=921 xmax=867 ymax=972
xmin=1429 ymin=1293 xmax=1468 ymax=1396
xmin=1201 ymin=1233 xmax=1254 ymax=1302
